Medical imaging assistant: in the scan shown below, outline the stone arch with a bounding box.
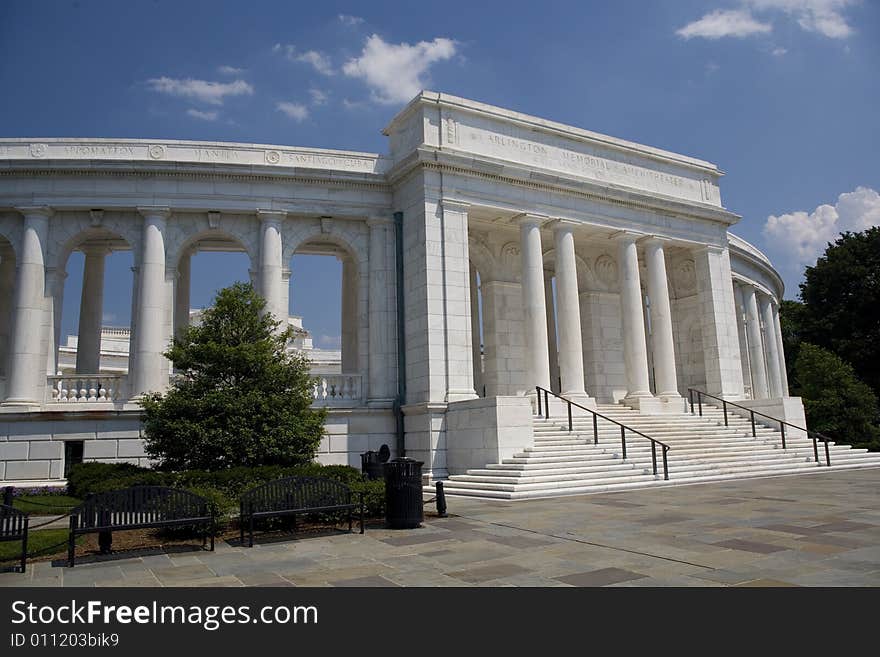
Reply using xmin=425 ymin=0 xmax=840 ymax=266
xmin=0 ymin=213 xmax=22 ymax=259
xmin=48 ymin=210 xmax=140 ymax=273
xmin=165 ymin=212 xmax=258 ymax=272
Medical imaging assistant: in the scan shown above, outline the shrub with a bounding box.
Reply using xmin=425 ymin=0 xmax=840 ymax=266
xmin=66 ymin=462 xmax=148 ymax=498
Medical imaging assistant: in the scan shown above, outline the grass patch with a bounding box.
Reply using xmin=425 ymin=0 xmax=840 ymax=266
xmin=12 ymin=495 xmax=81 ymax=515
xmin=0 ymin=529 xmax=82 ymax=564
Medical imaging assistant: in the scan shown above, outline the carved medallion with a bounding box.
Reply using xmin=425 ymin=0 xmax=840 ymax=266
xmin=500 ymin=241 xmax=520 ymax=260
xmin=265 ymin=150 xmax=281 ymax=164
xmin=674 ymin=259 xmax=697 ymax=296
xmin=29 ymin=143 xmax=47 ymax=158
xmin=595 ymin=254 xmax=618 ymax=287
xmin=148 ymin=144 xmax=165 ymax=159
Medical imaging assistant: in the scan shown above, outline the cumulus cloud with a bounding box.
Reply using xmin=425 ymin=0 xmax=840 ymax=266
xmin=772 ymin=46 xmax=788 ymax=55
xmin=186 ymin=108 xmax=219 ymax=121
xmin=273 ymin=44 xmax=334 ymax=75
xmin=342 ymin=34 xmax=457 ymax=104
xmin=338 ymin=14 xmax=364 ymax=26
xmin=678 ymin=1 xmax=857 ymax=41
xmin=217 ymin=65 xmax=244 ymax=75
xmin=146 ymin=77 xmax=253 ymax=105
xmin=317 ymin=334 xmax=342 ymax=349
xmin=276 ymin=101 xmax=309 ymax=121
xmin=762 ymin=186 xmax=880 ymax=277
xmin=676 ymin=9 xmax=772 ymax=39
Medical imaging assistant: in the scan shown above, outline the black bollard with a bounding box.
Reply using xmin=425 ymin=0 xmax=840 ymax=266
xmin=2 ymin=486 xmax=13 ymax=507
xmin=436 ymin=481 xmax=447 ymax=518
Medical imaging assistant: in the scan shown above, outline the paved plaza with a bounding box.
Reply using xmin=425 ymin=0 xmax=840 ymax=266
xmin=3 ymin=468 xmax=880 ymax=587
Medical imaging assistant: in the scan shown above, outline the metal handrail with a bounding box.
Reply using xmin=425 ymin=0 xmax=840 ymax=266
xmin=536 ymin=386 xmax=670 ymax=480
xmin=687 ymin=388 xmax=831 ymax=467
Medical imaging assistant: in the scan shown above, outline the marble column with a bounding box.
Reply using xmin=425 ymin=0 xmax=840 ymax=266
xmin=544 ymin=275 xmax=559 ymax=393
xmin=519 ymin=215 xmax=551 ymax=393
xmin=0 ymin=247 xmax=16 ymax=376
xmin=174 ymin=248 xmax=191 ymax=340
xmin=131 ymin=207 xmax=169 ymax=397
xmin=257 ymin=210 xmax=285 ymax=325
xmin=733 ymin=283 xmax=753 ymax=398
xmin=772 ymin=302 xmax=790 ymax=396
xmin=553 ymin=222 xmax=588 ymax=400
xmin=340 ymin=255 xmax=358 ymax=373
xmin=469 ymin=264 xmax=484 ymax=397
xmin=4 ymin=207 xmax=52 ymax=405
xmin=759 ymin=293 xmax=784 ymax=398
xmin=367 ymin=216 xmax=396 ymax=403
xmin=742 ymin=284 xmax=769 ymax=399
xmin=75 ymin=245 xmax=108 ymax=374
xmin=617 ymin=234 xmax=652 ymax=401
xmin=644 ymin=238 xmax=680 ymax=398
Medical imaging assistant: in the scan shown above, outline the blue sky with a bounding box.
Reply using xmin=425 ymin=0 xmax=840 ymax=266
xmin=1 ymin=0 xmax=878 ymax=346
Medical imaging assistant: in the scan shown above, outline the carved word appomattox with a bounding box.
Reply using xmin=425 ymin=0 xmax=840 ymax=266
xmin=64 ymin=144 xmax=136 ymax=157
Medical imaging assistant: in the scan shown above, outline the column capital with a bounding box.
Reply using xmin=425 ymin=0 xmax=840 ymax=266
xmin=439 ymin=198 xmax=470 ymax=214
xmin=513 ymin=212 xmax=551 ymax=228
xmin=609 ymin=229 xmax=646 ymax=244
xmin=639 ymin=235 xmax=671 ymax=247
xmin=137 ymin=206 xmax=171 ymax=220
xmin=79 ymin=242 xmax=112 ymax=257
xmin=257 ymin=209 xmax=287 ymax=223
xmin=15 ymin=205 xmax=53 ymax=219
xmin=550 ymin=218 xmax=579 ymax=235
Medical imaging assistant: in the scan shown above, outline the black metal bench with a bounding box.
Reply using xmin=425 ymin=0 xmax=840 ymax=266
xmin=68 ymin=486 xmax=215 ymax=567
xmin=0 ymin=504 xmax=29 ymax=573
xmin=239 ymin=476 xmax=364 ymax=547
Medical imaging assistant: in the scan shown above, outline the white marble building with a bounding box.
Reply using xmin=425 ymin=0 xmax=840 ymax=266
xmin=0 ymin=92 xmax=801 ymax=485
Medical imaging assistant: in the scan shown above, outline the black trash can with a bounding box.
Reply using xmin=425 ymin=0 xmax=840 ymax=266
xmin=361 ymin=451 xmax=384 ymax=481
xmin=384 ymin=457 xmax=424 ymax=529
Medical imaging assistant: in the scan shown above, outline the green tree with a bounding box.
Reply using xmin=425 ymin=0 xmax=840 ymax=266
xmin=779 ymin=299 xmax=807 ymax=387
xmin=792 ymin=343 xmax=880 ymax=451
xmin=798 ymin=227 xmax=880 ymax=397
xmin=141 ymin=282 xmax=327 ymax=470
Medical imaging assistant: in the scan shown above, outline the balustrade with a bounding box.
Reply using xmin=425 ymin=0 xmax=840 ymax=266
xmin=312 ymin=374 xmax=363 ymax=405
xmin=47 ymin=375 xmax=126 ymax=403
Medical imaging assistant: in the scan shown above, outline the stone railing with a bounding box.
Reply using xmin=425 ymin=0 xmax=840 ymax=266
xmin=312 ymin=374 xmax=363 ymax=405
xmin=46 ymin=375 xmax=127 ymax=403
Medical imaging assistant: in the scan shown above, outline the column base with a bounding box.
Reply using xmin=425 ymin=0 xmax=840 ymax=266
xmin=0 ymin=399 xmax=42 ymax=411
xmin=445 ymin=390 xmax=478 ymax=403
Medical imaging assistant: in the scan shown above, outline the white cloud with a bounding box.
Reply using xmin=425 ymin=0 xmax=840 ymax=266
xmin=146 ymin=77 xmax=253 ymax=105
xmin=762 ymin=186 xmax=880 ymax=277
xmin=186 ymin=108 xmax=219 ymax=121
xmin=748 ymin=0 xmax=856 ymax=38
xmin=276 ymin=101 xmax=309 ymax=121
xmin=342 ymin=98 xmax=367 ymax=111
xmin=706 ymin=61 xmax=721 ymax=73
xmin=273 ymin=44 xmax=334 ymax=75
xmin=308 ymin=88 xmax=329 ymax=105
xmin=676 ymin=9 xmax=772 ymax=39
xmin=338 ymin=14 xmax=364 ymax=27
xmin=678 ymin=1 xmax=858 ymax=41
xmin=342 ymin=34 xmax=457 ymax=104
xmin=217 ymin=65 xmax=244 ymax=75
xmin=772 ymin=46 xmax=788 ymax=55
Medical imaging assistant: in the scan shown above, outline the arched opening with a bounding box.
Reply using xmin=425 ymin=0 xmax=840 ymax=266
xmin=173 ymin=233 xmax=253 ymax=340
xmin=289 ymin=235 xmax=362 ymax=402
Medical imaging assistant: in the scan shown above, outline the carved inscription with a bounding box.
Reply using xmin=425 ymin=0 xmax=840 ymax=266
xmin=197 ymin=148 xmax=240 ymax=162
xmin=287 ymin=153 xmax=373 ymax=170
xmin=64 ymin=144 xmax=136 ymax=157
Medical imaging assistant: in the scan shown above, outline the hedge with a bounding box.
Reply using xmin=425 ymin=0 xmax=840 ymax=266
xmin=66 ymin=462 xmax=386 ymax=519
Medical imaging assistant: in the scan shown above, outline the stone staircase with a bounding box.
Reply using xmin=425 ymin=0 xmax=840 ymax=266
xmin=436 ymin=403 xmax=880 ymax=500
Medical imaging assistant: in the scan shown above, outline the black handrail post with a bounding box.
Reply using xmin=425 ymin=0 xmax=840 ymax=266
xmin=750 ymin=411 xmax=756 ymax=438
xmin=620 ymin=426 xmax=626 ymax=460
xmin=662 ymin=446 xmax=669 ymax=480
xmin=651 ymin=442 xmax=658 ymax=476
xmin=723 ymin=400 xmax=728 ymax=427
xmin=697 ymin=392 xmax=702 ymax=417
xmin=812 ymin=435 xmax=819 ymax=464
xmin=688 ymin=388 xmax=693 ymax=414
xmin=536 ymin=386 xmax=542 ymax=416
xmin=780 ymin=423 xmax=786 ymax=449
xmin=544 ymin=390 xmax=549 ymax=419
xmin=567 ymin=402 xmax=572 ymax=432
xmin=593 ymin=414 xmax=598 ymax=445
xmin=824 ymin=438 xmax=831 ymax=467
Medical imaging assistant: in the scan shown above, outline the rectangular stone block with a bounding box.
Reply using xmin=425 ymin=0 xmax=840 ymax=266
xmin=50 ymin=460 xmax=63 ymax=479
xmin=28 ymin=441 xmax=64 ymax=460
xmin=0 ymin=441 xmax=30 ymax=460
xmin=84 ymin=440 xmax=119 ymax=459
xmin=5 ymin=460 xmax=50 ymax=480
xmin=117 ymin=439 xmax=147 ymax=458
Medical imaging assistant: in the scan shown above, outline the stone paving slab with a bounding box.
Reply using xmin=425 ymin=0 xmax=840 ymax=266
xmin=2 ymin=468 xmax=880 ymax=587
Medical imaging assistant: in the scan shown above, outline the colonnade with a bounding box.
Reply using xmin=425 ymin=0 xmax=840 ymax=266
xmin=736 ymin=281 xmax=788 ymax=399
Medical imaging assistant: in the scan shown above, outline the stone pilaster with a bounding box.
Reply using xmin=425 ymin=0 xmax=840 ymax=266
xmin=257 ymin=210 xmax=286 ymax=325
xmin=367 ymin=216 xmax=396 ymax=404
xmin=759 ymin=292 xmax=784 ymax=398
